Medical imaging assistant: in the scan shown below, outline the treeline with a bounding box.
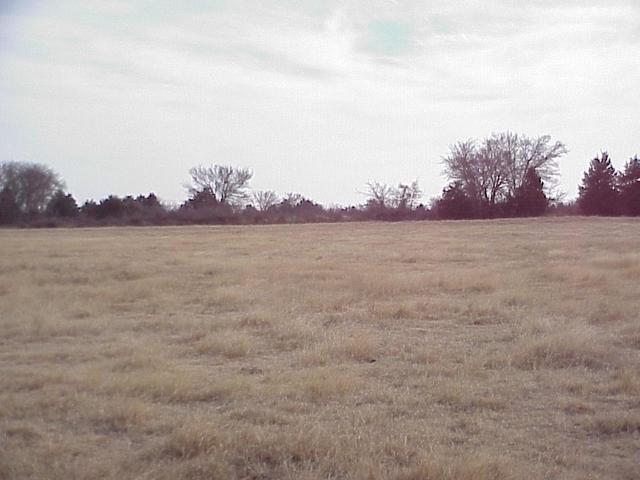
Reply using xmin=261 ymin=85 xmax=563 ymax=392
xmin=577 ymin=153 xmax=640 ymax=216
xmin=1 ymin=132 xmax=639 ymax=227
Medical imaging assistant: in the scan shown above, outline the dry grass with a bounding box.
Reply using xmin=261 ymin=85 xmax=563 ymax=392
xmin=511 ymin=326 xmax=616 ymax=370
xmin=1 ymin=217 xmax=639 ymax=479
xmin=194 ymin=331 xmax=255 ymax=358
xmin=586 ymin=413 xmax=640 ymax=435
xmin=397 ymin=453 xmax=517 ymax=480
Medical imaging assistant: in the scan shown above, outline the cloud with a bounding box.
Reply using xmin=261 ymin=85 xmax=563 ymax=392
xmin=1 ymin=0 xmax=639 ymax=204
xmin=364 ymin=20 xmax=413 ymax=56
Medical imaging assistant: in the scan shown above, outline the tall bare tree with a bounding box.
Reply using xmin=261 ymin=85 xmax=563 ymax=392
xmin=492 ymin=132 xmax=567 ymax=197
xmin=477 ymin=135 xmax=509 ymax=205
xmin=187 ymin=165 xmax=252 ymax=206
xmin=442 ymin=132 xmax=567 ymax=210
xmin=442 ymin=140 xmax=483 ymax=203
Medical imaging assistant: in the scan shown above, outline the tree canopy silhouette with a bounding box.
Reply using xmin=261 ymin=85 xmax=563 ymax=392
xmin=578 ymin=152 xmax=619 ymax=216
xmin=434 ymin=182 xmax=474 ymax=219
xmin=510 ymin=167 xmax=548 ymax=217
xmin=187 ymin=165 xmax=252 ymax=207
xmin=442 ymin=133 xmax=566 ymax=217
xmin=46 ymin=191 xmax=78 ymax=218
xmin=0 ymin=161 xmax=63 ymax=217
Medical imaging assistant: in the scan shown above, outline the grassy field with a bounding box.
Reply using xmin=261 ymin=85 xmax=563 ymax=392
xmin=0 ymin=217 xmax=639 ymax=480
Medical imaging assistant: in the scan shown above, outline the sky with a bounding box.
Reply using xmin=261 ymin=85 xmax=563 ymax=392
xmin=1 ymin=0 xmax=639 ymax=206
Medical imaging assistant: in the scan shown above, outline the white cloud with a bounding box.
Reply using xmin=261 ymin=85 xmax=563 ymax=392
xmin=1 ymin=0 xmax=639 ymax=205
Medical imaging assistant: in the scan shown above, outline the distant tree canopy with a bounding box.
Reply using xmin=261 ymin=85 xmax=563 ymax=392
xmin=3 ymin=141 xmax=640 ymax=227
xmin=186 ymin=165 xmax=253 ymax=207
xmin=365 ymin=180 xmax=422 ymax=210
xmin=364 ymin=181 xmax=395 ymax=209
xmin=363 ymin=180 xmax=423 ymax=219
xmin=442 ymin=132 xmax=566 ymax=217
xmin=251 ymin=190 xmax=279 ymax=212
xmin=434 ymin=182 xmax=474 ymax=220
xmin=274 ymin=194 xmax=325 ymax=222
xmin=578 ymin=152 xmax=619 ymax=216
xmin=46 ymin=191 xmax=78 ymax=218
xmin=181 ymin=189 xmax=219 ymax=210
xmin=0 ymin=161 xmax=64 ymax=218
xmin=509 ymin=167 xmax=548 ymax=217
xmin=78 ymin=193 xmax=166 ymax=224
xmin=393 ymin=181 xmax=422 ymax=210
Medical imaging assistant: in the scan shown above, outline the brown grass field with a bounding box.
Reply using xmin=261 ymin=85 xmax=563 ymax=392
xmin=1 ymin=217 xmax=639 ymax=479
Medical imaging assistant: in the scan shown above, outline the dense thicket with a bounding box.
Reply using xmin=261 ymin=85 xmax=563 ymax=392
xmin=1 ymin=138 xmax=638 ymax=227
xmin=440 ymin=132 xmax=565 ymax=218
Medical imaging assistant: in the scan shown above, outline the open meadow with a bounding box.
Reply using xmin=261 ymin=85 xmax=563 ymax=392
xmin=0 ymin=217 xmax=639 ymax=480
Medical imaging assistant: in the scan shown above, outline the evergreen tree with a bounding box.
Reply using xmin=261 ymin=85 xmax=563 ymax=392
xmin=137 ymin=193 xmax=162 ymax=209
xmin=46 ymin=191 xmax=78 ymax=217
xmin=435 ymin=182 xmax=474 ymax=219
xmin=578 ymin=152 xmax=619 ymax=215
xmin=512 ymin=167 xmax=547 ymax=217
xmin=619 ymin=156 xmax=640 ymax=216
xmin=95 ymin=195 xmax=125 ymax=219
xmin=181 ymin=189 xmax=219 ymax=210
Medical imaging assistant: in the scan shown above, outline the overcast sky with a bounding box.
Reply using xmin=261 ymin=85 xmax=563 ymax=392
xmin=1 ymin=1 xmax=639 ymax=206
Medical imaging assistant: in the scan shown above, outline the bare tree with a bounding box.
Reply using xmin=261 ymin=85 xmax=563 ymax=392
xmin=442 ymin=140 xmax=484 ymax=203
xmin=491 ymin=132 xmax=567 ymax=197
xmin=187 ymin=165 xmax=252 ymax=206
xmin=282 ymin=192 xmax=304 ymax=207
xmin=477 ymin=135 xmax=509 ymax=205
xmin=363 ymin=180 xmax=423 ymax=211
xmin=252 ymin=190 xmax=278 ymax=211
xmin=393 ymin=180 xmax=422 ymax=209
xmin=364 ymin=181 xmax=395 ymax=208
xmin=0 ymin=161 xmax=63 ymax=215
xmin=442 ymin=132 xmax=567 ymax=209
